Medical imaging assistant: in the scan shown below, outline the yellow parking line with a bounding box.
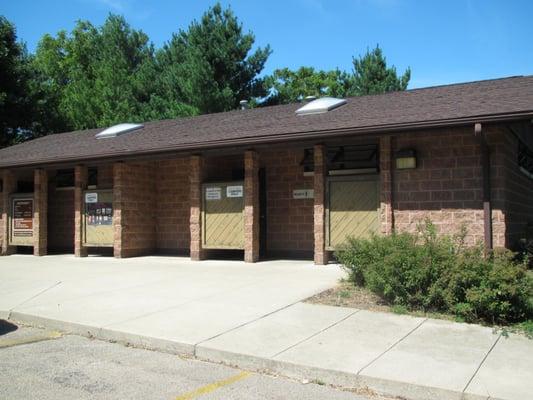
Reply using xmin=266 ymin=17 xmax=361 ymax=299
xmin=174 ymin=371 xmax=251 ymax=400
xmin=0 ymin=331 xmax=62 ymax=349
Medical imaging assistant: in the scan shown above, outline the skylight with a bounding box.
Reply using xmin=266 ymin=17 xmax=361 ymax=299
xmin=95 ymin=123 xmax=144 ymax=139
xmin=295 ymin=97 xmax=347 ymax=116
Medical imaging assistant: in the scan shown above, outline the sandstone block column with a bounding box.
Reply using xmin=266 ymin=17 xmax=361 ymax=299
xmin=1 ymin=170 xmax=16 ymax=255
xmin=314 ymin=144 xmax=328 ymax=265
xmin=244 ymin=150 xmax=260 ymax=263
xmin=33 ymin=169 xmax=48 ymax=256
xmin=111 ymin=162 xmax=156 ymax=258
xmin=74 ymin=165 xmax=88 ymax=257
xmin=113 ymin=162 xmax=124 ymax=258
xmin=190 ymin=155 xmax=205 ymax=261
xmin=380 ymin=136 xmax=394 ymax=235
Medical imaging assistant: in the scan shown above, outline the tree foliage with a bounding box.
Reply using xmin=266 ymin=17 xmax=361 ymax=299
xmin=0 ymin=6 xmax=412 ymax=146
xmin=32 ymin=15 xmax=196 ymax=132
xmin=263 ymin=67 xmax=352 ymax=105
xmin=264 ymin=45 xmax=410 ymax=104
xmin=0 ymin=17 xmax=35 ymax=147
xmin=158 ymin=3 xmax=271 ymax=113
xmin=349 ymin=45 xmax=410 ymax=96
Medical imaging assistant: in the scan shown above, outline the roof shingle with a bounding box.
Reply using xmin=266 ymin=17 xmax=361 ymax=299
xmin=1 ymin=75 xmax=532 ymax=168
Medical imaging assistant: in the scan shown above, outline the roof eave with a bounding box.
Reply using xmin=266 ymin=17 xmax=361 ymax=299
xmin=1 ymin=110 xmax=532 ymax=169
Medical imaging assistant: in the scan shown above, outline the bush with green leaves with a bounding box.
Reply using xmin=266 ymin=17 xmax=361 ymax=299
xmin=335 ymin=221 xmax=533 ymax=325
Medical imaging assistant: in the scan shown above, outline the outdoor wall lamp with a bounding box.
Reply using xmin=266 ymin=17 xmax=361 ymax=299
xmin=395 ymin=149 xmax=417 ymax=169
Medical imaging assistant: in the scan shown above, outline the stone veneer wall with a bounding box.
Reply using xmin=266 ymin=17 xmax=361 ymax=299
xmin=260 ymin=148 xmax=314 ymax=258
xmin=386 ymin=126 xmax=506 ymax=247
xmin=155 ymin=158 xmax=190 ymax=253
xmin=113 ymin=162 xmax=157 ymax=257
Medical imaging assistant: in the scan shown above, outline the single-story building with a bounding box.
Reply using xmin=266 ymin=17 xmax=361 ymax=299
xmin=0 ymin=76 xmax=532 ymax=264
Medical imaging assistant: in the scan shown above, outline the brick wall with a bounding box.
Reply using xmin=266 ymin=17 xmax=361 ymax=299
xmin=260 ymin=148 xmax=314 ymax=258
xmin=0 ymin=187 xmax=3 ymax=249
xmin=1 ymin=170 xmax=16 ymax=255
xmin=97 ymin=165 xmax=113 ymax=189
xmin=391 ymin=127 xmax=505 ymax=247
xmin=155 ymin=158 xmax=190 ymax=253
xmin=113 ymin=162 xmax=157 ymax=257
xmin=494 ymin=128 xmax=533 ymax=247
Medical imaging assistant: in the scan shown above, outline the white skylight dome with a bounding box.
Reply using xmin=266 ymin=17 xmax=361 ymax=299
xmin=95 ymin=123 xmax=144 ymax=139
xmin=295 ymin=97 xmax=347 ymax=116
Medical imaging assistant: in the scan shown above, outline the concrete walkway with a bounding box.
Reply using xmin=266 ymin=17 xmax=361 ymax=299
xmin=1 ymin=255 xmax=531 ymax=400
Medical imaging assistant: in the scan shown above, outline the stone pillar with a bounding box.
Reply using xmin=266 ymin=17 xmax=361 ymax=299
xmin=74 ymin=165 xmax=88 ymax=257
xmin=113 ymin=162 xmax=124 ymax=258
xmin=190 ymin=155 xmax=205 ymax=261
xmin=244 ymin=150 xmax=260 ymax=263
xmin=1 ymin=170 xmax=16 ymax=255
xmin=380 ymin=136 xmax=394 ymax=235
xmin=33 ymin=169 xmax=48 ymax=256
xmin=314 ymin=144 xmax=328 ymax=265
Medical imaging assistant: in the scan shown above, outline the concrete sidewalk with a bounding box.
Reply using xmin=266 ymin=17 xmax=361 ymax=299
xmin=1 ymin=255 xmax=532 ymax=400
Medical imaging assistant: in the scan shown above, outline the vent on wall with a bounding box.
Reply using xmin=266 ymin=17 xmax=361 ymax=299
xmin=295 ymin=97 xmax=347 ymax=116
xmin=95 ymin=123 xmax=144 ymax=139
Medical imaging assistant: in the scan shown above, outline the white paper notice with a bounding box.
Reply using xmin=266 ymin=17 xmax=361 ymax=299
xmin=85 ymin=193 xmax=98 ymax=203
xmin=205 ymin=187 xmax=222 ymax=200
xmin=226 ymin=185 xmax=243 ymax=198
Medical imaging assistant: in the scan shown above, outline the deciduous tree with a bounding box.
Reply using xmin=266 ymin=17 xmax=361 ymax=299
xmin=0 ymin=17 xmax=34 ymax=147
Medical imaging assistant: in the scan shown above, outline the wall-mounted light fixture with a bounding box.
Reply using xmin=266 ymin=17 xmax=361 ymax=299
xmin=395 ymin=149 xmax=417 ymax=169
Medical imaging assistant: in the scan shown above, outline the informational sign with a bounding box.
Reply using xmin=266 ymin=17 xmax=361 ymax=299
xmin=12 ymin=198 xmax=33 ymax=237
xmin=85 ymin=192 xmax=98 ymax=203
xmin=226 ymin=185 xmax=243 ymax=198
xmin=293 ymin=189 xmax=314 ymax=199
xmin=86 ymin=203 xmax=113 ymax=225
xmin=205 ymin=187 xmax=221 ymax=200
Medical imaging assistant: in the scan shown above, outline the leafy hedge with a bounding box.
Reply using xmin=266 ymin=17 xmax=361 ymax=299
xmin=335 ymin=221 xmax=533 ymax=325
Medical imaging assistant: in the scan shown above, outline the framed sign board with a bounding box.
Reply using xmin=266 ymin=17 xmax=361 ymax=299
xmin=9 ymin=195 xmax=34 ymax=246
xmin=83 ymin=190 xmax=114 ymax=247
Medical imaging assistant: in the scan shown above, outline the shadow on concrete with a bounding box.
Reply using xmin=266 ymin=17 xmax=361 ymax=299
xmin=0 ymin=320 xmax=18 ymax=336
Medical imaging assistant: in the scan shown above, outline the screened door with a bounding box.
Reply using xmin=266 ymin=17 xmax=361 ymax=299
xmin=326 ymin=176 xmax=379 ymax=249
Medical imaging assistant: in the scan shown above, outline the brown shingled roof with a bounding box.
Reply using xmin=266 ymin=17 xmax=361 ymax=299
xmin=1 ymin=75 xmax=532 ymax=168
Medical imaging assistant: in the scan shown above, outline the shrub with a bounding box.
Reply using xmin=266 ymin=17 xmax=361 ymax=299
xmin=335 ymin=220 xmax=533 ymax=325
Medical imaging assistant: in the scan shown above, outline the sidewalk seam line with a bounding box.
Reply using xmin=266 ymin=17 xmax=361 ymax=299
xmin=193 ymin=300 xmax=324 ymax=357
xmin=271 ymin=309 xmax=361 ymax=359
xmin=357 ymin=317 xmax=428 ymax=375
xmin=461 ymin=332 xmax=502 ymax=395
xmin=9 ymin=281 xmax=62 ymax=311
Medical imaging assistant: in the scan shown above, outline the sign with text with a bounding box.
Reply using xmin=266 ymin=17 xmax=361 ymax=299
xmin=12 ymin=198 xmax=33 ymax=237
xmin=226 ymin=185 xmax=243 ymax=198
xmin=205 ymin=187 xmax=221 ymax=200
xmin=293 ymin=189 xmax=314 ymax=199
xmin=85 ymin=192 xmax=98 ymax=203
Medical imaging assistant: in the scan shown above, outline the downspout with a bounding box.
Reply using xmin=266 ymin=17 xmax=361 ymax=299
xmin=474 ymin=123 xmax=493 ymax=254
xmin=390 ymin=136 xmax=396 ymax=233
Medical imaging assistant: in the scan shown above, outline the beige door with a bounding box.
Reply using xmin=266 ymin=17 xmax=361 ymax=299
xmin=327 ymin=176 xmax=379 ymax=250
xmin=202 ymin=182 xmax=244 ymax=249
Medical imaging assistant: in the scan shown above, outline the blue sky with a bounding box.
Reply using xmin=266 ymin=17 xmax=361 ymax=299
xmin=3 ymin=0 xmax=533 ymax=88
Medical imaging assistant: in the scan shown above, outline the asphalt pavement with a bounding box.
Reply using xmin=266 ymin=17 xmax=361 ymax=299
xmin=0 ymin=322 xmax=385 ymax=400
